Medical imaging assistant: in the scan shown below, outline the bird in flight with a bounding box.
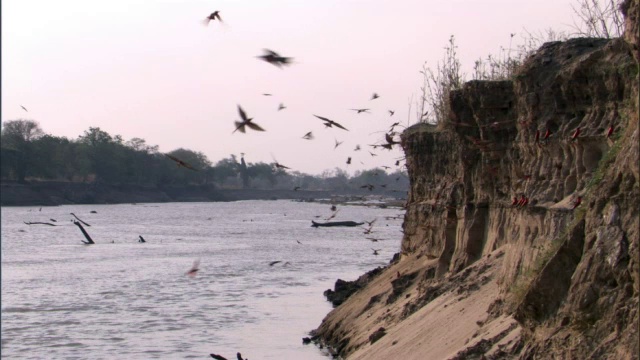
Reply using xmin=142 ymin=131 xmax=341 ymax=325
xmin=371 ymin=248 xmax=381 ymax=255
xmin=203 ymin=11 xmax=222 ymax=25
xmin=302 ymin=131 xmax=314 ymax=140
xmin=165 ymin=154 xmax=198 ymax=171
xmin=294 ymin=186 xmax=301 ymax=191
xmin=277 ymin=103 xmax=287 ymax=111
xmin=269 ymin=261 xmax=282 ymax=266
xmin=20 ymin=105 xmax=28 ymax=112
xmin=274 ymin=161 xmax=290 ymax=170
xmin=257 ymin=49 xmax=293 ymax=68
xmin=334 ymin=139 xmax=344 ymax=149
xmin=186 ymin=259 xmax=200 ymax=277
xmin=314 ymin=115 xmax=348 ymax=131
xmin=354 ymin=144 xmax=361 ymax=151
xmin=233 ymin=105 xmax=265 ymax=133
xmin=262 ymin=93 xmax=272 ymax=96
xmin=346 ymin=157 xmax=352 ymax=165
xmin=388 ymin=110 xmax=395 ymax=116
xmin=370 ymin=93 xmax=380 ymax=100
xmin=350 ymin=108 xmax=370 ymax=114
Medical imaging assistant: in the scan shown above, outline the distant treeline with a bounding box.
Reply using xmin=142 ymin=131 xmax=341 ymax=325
xmin=1 ymin=120 xmax=409 ymax=191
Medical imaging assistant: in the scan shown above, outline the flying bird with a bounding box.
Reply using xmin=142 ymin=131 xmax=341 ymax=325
xmin=233 ymin=105 xmax=265 ymax=133
xmin=186 ymin=259 xmax=200 ymax=277
xmin=20 ymin=105 xmax=28 ymax=112
xmin=370 ymin=93 xmax=380 ymax=100
xmin=350 ymin=108 xmax=370 ymax=114
xmin=293 ymin=186 xmax=301 ymax=191
xmin=204 ymin=11 xmax=222 ymax=25
xmin=388 ymin=110 xmax=395 ymax=116
xmin=269 ymin=261 xmax=282 ymax=266
xmin=334 ymin=139 xmax=344 ymax=149
xmin=354 ymin=145 xmax=361 ymax=151
xmin=302 ymin=131 xmax=314 ymax=140
xmin=165 ymin=154 xmax=198 ymax=171
xmin=257 ymin=49 xmax=293 ymax=68
xmin=262 ymin=93 xmax=272 ymax=96
xmin=277 ymin=103 xmax=286 ymax=111
xmin=346 ymin=157 xmax=352 ymax=165
xmin=210 ymin=354 xmax=228 ymax=360
xmin=313 ymin=115 xmax=348 ymax=131
xmin=371 ymin=248 xmax=381 ymax=255
xmin=274 ymin=162 xmax=290 ymax=170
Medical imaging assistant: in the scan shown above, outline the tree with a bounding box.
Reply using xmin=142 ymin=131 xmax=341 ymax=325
xmin=1 ymin=119 xmax=45 ymax=182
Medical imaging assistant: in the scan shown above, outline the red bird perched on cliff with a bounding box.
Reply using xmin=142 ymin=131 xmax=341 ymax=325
xmin=570 ymin=127 xmax=581 ymax=140
xmin=572 ymin=196 xmax=582 ymax=209
xmin=606 ymin=126 xmax=614 ymax=138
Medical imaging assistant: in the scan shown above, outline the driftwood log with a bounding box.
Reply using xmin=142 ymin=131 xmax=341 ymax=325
xmin=24 ymin=221 xmax=57 ymax=226
xmin=70 ymin=213 xmax=91 ymax=227
xmin=73 ymin=220 xmax=95 ymax=244
xmin=311 ymin=220 xmax=365 ymax=228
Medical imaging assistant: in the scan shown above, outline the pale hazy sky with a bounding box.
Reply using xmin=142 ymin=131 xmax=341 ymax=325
xmin=2 ymin=0 xmax=576 ymax=175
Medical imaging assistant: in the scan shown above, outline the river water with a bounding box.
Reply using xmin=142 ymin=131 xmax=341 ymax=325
xmin=1 ymin=200 xmax=404 ymax=359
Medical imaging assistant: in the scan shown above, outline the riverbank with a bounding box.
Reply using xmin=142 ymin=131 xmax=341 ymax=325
xmin=0 ymin=181 xmax=407 ymax=207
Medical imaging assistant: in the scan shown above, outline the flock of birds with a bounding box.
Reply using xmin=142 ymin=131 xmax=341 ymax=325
xmin=159 ymin=10 xmax=407 ymax=179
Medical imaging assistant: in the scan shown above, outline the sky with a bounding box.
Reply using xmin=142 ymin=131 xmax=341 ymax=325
xmin=2 ymin=0 xmax=577 ymax=176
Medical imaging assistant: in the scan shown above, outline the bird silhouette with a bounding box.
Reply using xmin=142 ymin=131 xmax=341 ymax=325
xmin=334 ymin=139 xmax=344 ymax=149
xmin=274 ymin=162 xmax=290 ymax=170
xmin=371 ymin=248 xmax=381 ymax=255
xmin=388 ymin=110 xmax=395 ymax=116
xmin=237 ymin=353 xmax=245 ymax=360
xmin=277 ymin=103 xmax=286 ymax=111
xmin=186 ymin=259 xmax=200 ymax=277
xmin=350 ymin=108 xmax=370 ymax=114
xmin=204 ymin=11 xmax=222 ymax=25
xmin=370 ymin=93 xmax=380 ymax=100
xmin=210 ymin=354 xmax=227 ymax=360
xmin=330 ymin=205 xmax=337 ymax=212
xmin=257 ymin=49 xmax=293 ymax=68
xmin=293 ymin=186 xmax=301 ymax=191
xmin=346 ymin=157 xmax=352 ymax=165
xmin=165 ymin=154 xmax=198 ymax=171
xmin=20 ymin=105 xmax=28 ymax=112
xmin=233 ymin=105 xmax=265 ymax=133
xmin=354 ymin=145 xmax=361 ymax=151
xmin=262 ymin=93 xmax=272 ymax=96
xmin=302 ymin=131 xmax=314 ymax=140
xmin=269 ymin=261 xmax=282 ymax=266
xmin=313 ymin=115 xmax=348 ymax=131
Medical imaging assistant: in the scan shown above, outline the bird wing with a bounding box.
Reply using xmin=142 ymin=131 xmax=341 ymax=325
xmin=332 ymin=121 xmax=349 ymax=131
xmin=269 ymin=261 xmax=282 ymax=266
xmin=237 ymin=105 xmax=248 ymax=121
xmin=313 ymin=114 xmax=330 ymax=122
xmin=165 ymin=154 xmax=180 ymax=163
xmin=263 ymin=49 xmax=280 ymax=57
xmin=210 ymin=354 xmax=228 ymax=360
xmin=245 ymin=122 xmax=265 ymax=132
xmin=233 ymin=121 xmax=246 ymax=133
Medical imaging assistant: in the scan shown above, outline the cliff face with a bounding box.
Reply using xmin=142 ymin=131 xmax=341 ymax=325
xmin=314 ymin=3 xmax=639 ymax=358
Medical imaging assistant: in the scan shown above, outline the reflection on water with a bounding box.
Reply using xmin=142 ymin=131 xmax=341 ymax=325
xmin=2 ymin=200 xmax=404 ymax=359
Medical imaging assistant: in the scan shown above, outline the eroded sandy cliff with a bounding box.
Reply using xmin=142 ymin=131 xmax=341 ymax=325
xmin=313 ymin=1 xmax=639 ymax=358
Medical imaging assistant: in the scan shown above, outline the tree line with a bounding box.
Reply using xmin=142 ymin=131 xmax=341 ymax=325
xmin=1 ymin=119 xmax=409 ymax=191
